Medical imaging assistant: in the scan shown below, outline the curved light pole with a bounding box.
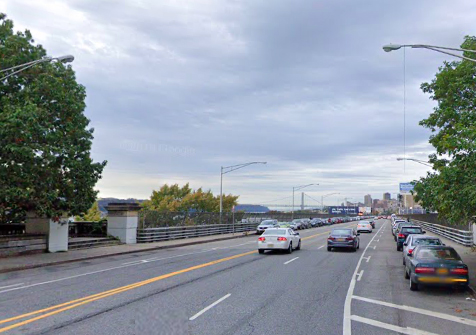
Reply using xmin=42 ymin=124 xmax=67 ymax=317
xmin=0 ymin=55 xmax=75 ymax=81
xmin=220 ymin=162 xmax=267 ymax=224
xmin=292 ymin=184 xmax=318 ymax=219
xmin=383 ymin=44 xmax=476 ymax=63
xmin=396 ymin=157 xmax=432 ymax=167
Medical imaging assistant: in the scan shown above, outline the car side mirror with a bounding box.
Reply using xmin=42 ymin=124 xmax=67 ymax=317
xmin=403 ymin=243 xmax=407 ymax=246
xmin=356 ymin=233 xmax=360 ymax=236
xmin=442 ymin=243 xmax=445 ymax=246
xmin=295 ymin=232 xmax=300 ymax=235
xmin=407 ymin=253 xmax=413 ymax=257
xmin=422 ymin=231 xmax=426 ymax=234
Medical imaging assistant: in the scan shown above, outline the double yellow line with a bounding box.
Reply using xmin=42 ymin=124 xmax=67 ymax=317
xmin=0 ymin=229 xmax=335 ymax=333
xmin=0 ymin=250 xmax=256 ymax=333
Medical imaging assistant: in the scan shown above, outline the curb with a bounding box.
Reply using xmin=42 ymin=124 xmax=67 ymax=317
xmin=0 ymin=232 xmax=254 ymax=274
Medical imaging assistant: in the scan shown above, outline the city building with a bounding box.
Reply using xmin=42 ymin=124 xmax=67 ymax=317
xmin=364 ymin=194 xmax=372 ymax=207
xmin=383 ymin=192 xmax=391 ymax=201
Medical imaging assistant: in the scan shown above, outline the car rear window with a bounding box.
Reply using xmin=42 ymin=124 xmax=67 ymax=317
xmin=416 ymin=248 xmax=461 ymax=261
xmin=332 ymin=229 xmax=352 ymax=235
xmin=414 ymin=239 xmax=442 ymax=246
xmin=261 ymin=220 xmax=274 ymax=224
xmin=263 ymin=229 xmax=286 ymax=236
xmin=401 ymin=227 xmax=423 ymax=234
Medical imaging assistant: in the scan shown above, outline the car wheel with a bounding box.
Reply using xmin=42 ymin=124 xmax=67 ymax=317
xmin=404 ymin=268 xmax=410 ymax=279
xmin=403 ymin=258 xmax=406 ymax=266
xmin=410 ymin=277 xmax=419 ymax=291
xmin=296 ymin=240 xmax=301 ymax=250
xmin=357 ymin=241 xmax=360 ymax=249
xmin=327 ymin=247 xmax=332 ymax=252
xmin=396 ymin=245 xmax=401 ymax=251
xmin=258 ymin=249 xmax=264 ymax=254
xmin=287 ymin=242 xmax=293 ymax=254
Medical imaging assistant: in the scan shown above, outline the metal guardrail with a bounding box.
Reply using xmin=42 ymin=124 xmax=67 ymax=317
xmin=411 ymin=219 xmax=473 ymax=247
xmin=137 ymin=223 xmax=259 ymax=243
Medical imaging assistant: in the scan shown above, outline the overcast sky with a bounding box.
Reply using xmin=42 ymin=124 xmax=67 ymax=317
xmin=2 ymin=0 xmax=475 ymax=207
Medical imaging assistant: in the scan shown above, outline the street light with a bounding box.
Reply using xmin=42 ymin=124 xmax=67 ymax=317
xmin=0 ymin=54 xmax=75 ymax=81
xmin=220 ymin=162 xmax=267 ymax=224
xmin=292 ymin=184 xmax=318 ymax=219
xmin=396 ymin=157 xmax=432 ymax=167
xmin=383 ymin=44 xmax=476 ymax=63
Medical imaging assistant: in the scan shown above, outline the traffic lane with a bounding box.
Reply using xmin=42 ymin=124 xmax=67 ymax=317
xmin=351 ymin=220 xmax=476 ymax=335
xmin=0 ymin=223 xmax=351 ymax=297
xmin=30 ymin=222 xmax=372 ymax=335
xmin=1 ymin=229 xmax=333 ymax=335
xmin=0 ymin=225 xmax=336 ymax=327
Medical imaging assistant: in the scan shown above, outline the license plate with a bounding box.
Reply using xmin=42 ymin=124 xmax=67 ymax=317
xmin=337 ymin=238 xmax=345 ymax=242
xmin=267 ymin=244 xmax=274 ymax=248
xmin=437 ymin=268 xmax=448 ymax=275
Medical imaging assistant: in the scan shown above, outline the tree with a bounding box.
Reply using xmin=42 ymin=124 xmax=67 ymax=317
xmin=0 ymin=14 xmax=106 ymax=221
xmin=413 ymin=36 xmax=476 ymax=225
xmin=75 ymin=202 xmax=102 ymax=222
xmin=142 ymin=183 xmax=238 ymax=213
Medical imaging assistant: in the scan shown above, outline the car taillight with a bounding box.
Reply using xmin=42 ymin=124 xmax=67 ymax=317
xmin=258 ymin=237 xmax=265 ymax=241
xmin=450 ymin=268 xmax=468 ymax=275
xmin=277 ymin=237 xmax=287 ymax=241
xmin=415 ymin=267 xmax=436 ymax=274
xmin=398 ymin=233 xmax=405 ymax=238
xmin=408 ymin=249 xmax=414 ymax=255
xmin=346 ymin=237 xmax=354 ymax=241
xmin=328 ymin=236 xmax=335 ymax=241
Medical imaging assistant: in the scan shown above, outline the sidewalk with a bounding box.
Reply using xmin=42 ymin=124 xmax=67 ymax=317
xmin=424 ymin=230 xmax=476 ymax=293
xmin=0 ymin=231 xmax=254 ymax=274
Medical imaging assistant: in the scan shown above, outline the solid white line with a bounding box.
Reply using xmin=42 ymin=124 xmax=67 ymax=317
xmin=0 ymin=283 xmax=24 ymax=290
xmin=284 ymin=257 xmax=299 ymax=265
xmin=351 ymin=315 xmax=440 ymax=335
xmin=356 ymin=270 xmax=364 ymax=281
xmin=189 ymin=294 xmax=231 ymax=321
xmin=0 ymin=240 xmax=257 ymax=295
xmin=343 ymin=221 xmax=385 ymax=335
xmin=353 ymin=295 xmax=476 ymax=327
xmin=318 ymin=245 xmax=325 ymax=249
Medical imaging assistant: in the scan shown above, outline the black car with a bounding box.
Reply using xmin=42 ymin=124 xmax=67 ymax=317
xmin=405 ymin=246 xmax=469 ymax=291
xmin=327 ymin=228 xmax=360 ymax=252
xmin=396 ymin=226 xmax=425 ymax=251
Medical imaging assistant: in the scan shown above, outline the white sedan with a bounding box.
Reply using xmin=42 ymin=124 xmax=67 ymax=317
xmin=258 ymin=228 xmax=301 ymax=254
xmin=356 ymin=221 xmax=373 ymax=233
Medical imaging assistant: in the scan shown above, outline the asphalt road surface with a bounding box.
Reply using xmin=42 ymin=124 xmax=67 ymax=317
xmin=1 ymin=219 xmax=475 ymax=334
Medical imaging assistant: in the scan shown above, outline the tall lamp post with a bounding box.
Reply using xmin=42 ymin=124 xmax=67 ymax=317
xmin=292 ymin=184 xmax=318 ymax=219
xmin=396 ymin=157 xmax=432 ymax=167
xmin=383 ymin=44 xmax=476 ymax=63
xmin=1 ymin=55 xmax=75 ymax=81
xmin=220 ymin=162 xmax=267 ymax=224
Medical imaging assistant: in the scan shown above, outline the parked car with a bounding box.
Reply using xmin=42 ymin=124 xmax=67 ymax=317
xmin=310 ymin=218 xmax=322 ymax=227
xmin=256 ymin=219 xmax=279 ymax=234
xmin=278 ymin=222 xmax=291 ymax=228
xmin=396 ymin=226 xmax=425 ymax=251
xmin=356 ymin=221 xmax=373 ymax=233
xmin=291 ymin=219 xmax=303 ymax=230
xmin=405 ymin=245 xmax=469 ymax=291
xmin=301 ymin=218 xmax=311 ymax=229
xmin=258 ymin=228 xmax=301 ymax=254
xmin=393 ymin=221 xmax=411 ymax=240
xmin=403 ymin=235 xmax=443 ymax=265
xmin=327 ymin=228 xmax=360 ymax=252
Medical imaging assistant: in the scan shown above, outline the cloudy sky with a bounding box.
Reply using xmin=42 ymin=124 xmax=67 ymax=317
xmin=2 ymin=0 xmax=475 ymax=207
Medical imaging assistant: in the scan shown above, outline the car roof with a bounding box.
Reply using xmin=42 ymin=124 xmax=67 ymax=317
xmin=412 ymin=235 xmax=439 ymax=239
xmin=400 ymin=225 xmax=423 ymax=229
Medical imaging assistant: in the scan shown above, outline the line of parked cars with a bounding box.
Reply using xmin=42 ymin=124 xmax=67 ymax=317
xmin=390 ymin=215 xmax=469 ymax=291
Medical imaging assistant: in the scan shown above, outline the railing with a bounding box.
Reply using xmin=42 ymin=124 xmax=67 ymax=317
xmin=69 ymin=221 xmax=107 ymax=237
xmin=137 ymin=222 xmax=259 ymax=243
xmin=0 ymin=224 xmax=25 ymax=236
xmin=411 ymin=220 xmax=473 ymax=247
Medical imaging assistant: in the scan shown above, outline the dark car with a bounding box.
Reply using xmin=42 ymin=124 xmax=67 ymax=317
xmin=327 ymin=228 xmax=360 ymax=252
xmin=396 ymin=226 xmax=425 ymax=251
xmin=405 ymin=246 xmax=469 ymax=291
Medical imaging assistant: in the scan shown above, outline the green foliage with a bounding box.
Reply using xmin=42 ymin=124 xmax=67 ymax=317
xmin=413 ymin=36 xmax=476 ymax=225
xmin=0 ymin=13 xmax=106 ymax=221
xmin=142 ymin=183 xmax=238 ymax=213
xmin=75 ymin=201 xmax=102 ymax=222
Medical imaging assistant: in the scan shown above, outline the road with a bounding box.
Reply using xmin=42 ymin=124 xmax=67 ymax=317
xmin=0 ymin=219 xmax=475 ymax=334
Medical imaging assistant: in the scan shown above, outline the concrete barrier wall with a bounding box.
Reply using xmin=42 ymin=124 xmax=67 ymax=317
xmin=0 ymin=235 xmax=47 ymax=257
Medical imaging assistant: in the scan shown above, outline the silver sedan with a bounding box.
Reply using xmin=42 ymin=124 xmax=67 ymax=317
xmin=258 ymin=228 xmax=301 ymax=254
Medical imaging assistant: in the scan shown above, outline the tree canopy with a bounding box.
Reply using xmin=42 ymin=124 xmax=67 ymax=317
xmin=142 ymin=183 xmax=239 ymax=213
xmin=413 ymin=36 xmax=476 ymax=225
xmin=0 ymin=13 xmax=106 ymax=221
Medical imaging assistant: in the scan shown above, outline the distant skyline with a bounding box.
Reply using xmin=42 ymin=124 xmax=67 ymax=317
xmin=2 ymin=1 xmax=475 ymax=204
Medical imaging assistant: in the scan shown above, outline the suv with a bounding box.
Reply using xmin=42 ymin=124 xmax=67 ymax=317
xmin=396 ymin=226 xmax=425 ymax=251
